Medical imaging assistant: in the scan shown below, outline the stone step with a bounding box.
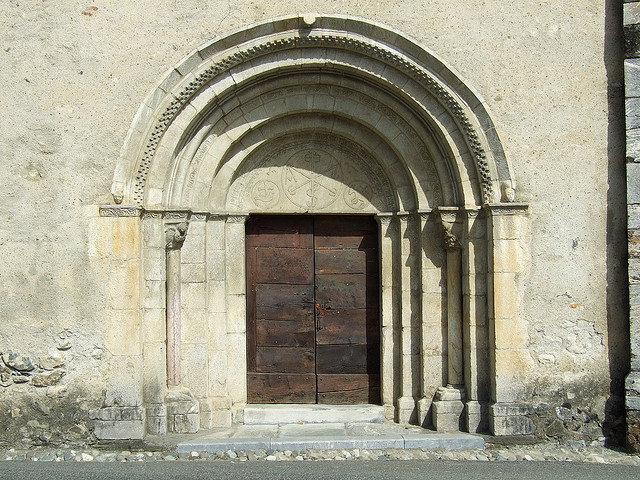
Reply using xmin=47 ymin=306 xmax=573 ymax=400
xmin=243 ymin=404 xmax=386 ymax=425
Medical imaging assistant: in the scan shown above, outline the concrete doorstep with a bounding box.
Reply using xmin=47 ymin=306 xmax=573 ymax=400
xmin=176 ymin=422 xmax=485 ymax=453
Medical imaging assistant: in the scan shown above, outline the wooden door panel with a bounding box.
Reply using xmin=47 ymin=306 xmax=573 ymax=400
xmin=256 ymin=346 xmax=315 ymax=373
xmin=317 ymin=374 xmax=380 ymax=404
xmin=315 ymin=309 xmax=379 ymax=345
xmin=255 ymin=284 xmax=314 ymax=320
xmin=315 ymin=274 xmax=368 ymax=309
xmin=248 ymin=373 xmax=315 ymax=403
xmin=255 ymin=247 xmax=314 ymax=284
xmin=316 ymin=344 xmax=379 ymax=374
xmin=256 ymin=319 xmax=315 ymax=347
xmin=246 ymin=216 xmax=313 ymax=248
xmin=315 ymin=249 xmax=370 ymax=275
xmin=247 ymin=215 xmax=380 ymax=405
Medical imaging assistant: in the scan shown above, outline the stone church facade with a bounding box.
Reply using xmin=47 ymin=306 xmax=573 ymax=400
xmin=0 ymin=2 xmax=634 ymax=449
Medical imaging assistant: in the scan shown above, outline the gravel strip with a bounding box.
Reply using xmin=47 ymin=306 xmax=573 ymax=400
xmin=0 ymin=442 xmax=639 ymax=465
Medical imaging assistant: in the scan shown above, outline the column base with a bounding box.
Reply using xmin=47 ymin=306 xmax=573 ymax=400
xmin=465 ymin=400 xmax=489 ymax=433
xmin=432 ymin=386 xmax=465 ymax=432
xmin=166 ymin=386 xmax=199 ymax=433
xmin=417 ymin=397 xmax=432 ymax=427
xmin=489 ymin=402 xmax=534 ymax=435
xmin=396 ymin=396 xmax=417 ymax=424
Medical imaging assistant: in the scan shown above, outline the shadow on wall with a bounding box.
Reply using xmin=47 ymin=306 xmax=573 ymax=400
xmin=604 ymin=0 xmax=629 ymax=447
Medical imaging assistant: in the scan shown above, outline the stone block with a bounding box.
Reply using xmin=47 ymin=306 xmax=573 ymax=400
xmin=142 ymin=248 xmax=164 ymax=281
xmin=142 ymin=343 xmax=166 ymax=404
xmin=181 ymin=282 xmax=207 ymax=310
xmin=433 ymin=400 xmax=464 ymax=432
xmin=492 ymin=239 xmax=527 ymax=273
xmin=94 ymin=420 xmax=144 ymax=440
xmin=146 ymin=415 xmax=167 ymax=435
xmin=109 ymin=260 xmax=141 ymax=310
xmin=209 ymin=349 xmax=228 ymax=397
xmin=207 ymin=249 xmax=226 ymax=281
xmin=181 ymin=343 xmax=208 ymax=398
xmin=627 ymin=129 xmax=640 ymax=162
xmin=143 ymin=280 xmax=165 ymax=309
xmin=490 ymin=213 xmax=528 ymax=241
xmin=489 ymin=402 xmax=535 ymax=435
xmin=208 ymin=280 xmax=226 ymax=312
xmin=182 ymin=233 xmax=206 ymax=264
xmin=142 ymin=308 xmax=165 ymax=343
xmin=142 ymin=218 xmax=165 ymax=248
xmin=466 ymin=400 xmax=489 ymax=433
xmin=625 ymin=2 xmax=640 ymax=26
xmin=492 ymin=272 xmax=517 ymax=318
xmin=181 ymin=308 xmax=206 ymax=344
xmin=182 ymin=263 xmax=206 ymax=283
xmin=106 ymin=309 xmax=140 ymax=356
xmin=493 ymin=318 xmax=529 ymax=349
xmin=630 ymin=165 xmax=640 ymax=207
xmin=89 ymin=406 xmax=144 ymax=421
xmin=627 ymin=59 xmax=640 ymax=99
xmin=172 ymin=413 xmax=200 ymax=433
xmin=104 ymin=357 xmax=142 ymax=407
xmin=226 ymin=294 xmax=246 ymax=334
xmin=628 ymin=98 xmax=640 ymax=131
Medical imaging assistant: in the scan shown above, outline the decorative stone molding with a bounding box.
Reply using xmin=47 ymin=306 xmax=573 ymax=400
xmin=99 ymin=205 xmax=142 ymax=217
xmin=112 ymin=16 xmax=515 ymax=209
xmin=436 ymin=207 xmax=464 ymax=250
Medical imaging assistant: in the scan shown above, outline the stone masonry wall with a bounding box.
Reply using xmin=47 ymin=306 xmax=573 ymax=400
xmin=0 ymin=1 xmax=628 ymax=445
xmin=626 ymin=0 xmax=640 ymax=454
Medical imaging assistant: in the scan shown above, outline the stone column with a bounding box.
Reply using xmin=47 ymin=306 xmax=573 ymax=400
xmin=376 ymin=213 xmax=396 ymax=421
xmin=432 ymin=207 xmax=466 ymax=431
xmin=416 ymin=210 xmax=446 ymax=428
xmin=463 ymin=208 xmax=490 ymax=433
xmin=165 ymin=222 xmax=188 ymax=387
xmin=487 ymin=203 xmax=532 ymax=435
xmin=164 ymin=219 xmax=199 ymax=434
xmin=396 ymin=213 xmax=419 ymax=424
xmin=625 ymin=2 xmax=640 ymax=452
xmin=225 ymin=214 xmax=249 ymax=421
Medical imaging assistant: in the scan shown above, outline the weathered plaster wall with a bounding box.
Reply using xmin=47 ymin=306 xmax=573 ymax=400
xmin=0 ymin=1 xmax=627 ymax=446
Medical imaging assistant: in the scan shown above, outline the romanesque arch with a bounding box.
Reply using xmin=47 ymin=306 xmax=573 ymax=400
xmin=101 ymin=15 xmax=531 ymax=437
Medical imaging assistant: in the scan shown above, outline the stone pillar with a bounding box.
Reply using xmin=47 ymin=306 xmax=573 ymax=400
xmin=206 ymin=214 xmax=232 ymax=426
xmin=463 ymin=208 xmax=490 ymax=433
xmin=376 ymin=213 xmax=397 ymax=421
xmin=164 ymin=219 xmax=199 ymax=434
xmin=432 ymin=207 xmax=466 ymax=432
xmin=486 ymin=203 xmax=533 ymax=435
xmin=625 ymin=1 xmax=640 ymax=453
xmin=89 ymin=205 xmax=145 ymax=440
xmin=165 ymin=222 xmax=187 ymax=387
xmin=396 ymin=213 xmax=419 ymax=424
xmin=225 ymin=214 xmax=249 ymax=421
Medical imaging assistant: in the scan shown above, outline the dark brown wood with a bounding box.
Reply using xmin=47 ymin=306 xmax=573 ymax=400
xmin=248 ymin=373 xmax=315 ymax=403
xmin=317 ymin=374 xmax=380 ymax=404
xmin=246 ymin=216 xmax=316 ymax=401
xmin=246 ymin=215 xmax=380 ymax=404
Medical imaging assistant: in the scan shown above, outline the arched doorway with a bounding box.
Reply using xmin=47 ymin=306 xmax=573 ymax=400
xmin=101 ymin=14 xmax=531 ymax=438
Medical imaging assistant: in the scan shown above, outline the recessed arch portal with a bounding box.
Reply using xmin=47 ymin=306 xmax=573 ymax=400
xmin=103 ymin=15 xmax=531 ymax=438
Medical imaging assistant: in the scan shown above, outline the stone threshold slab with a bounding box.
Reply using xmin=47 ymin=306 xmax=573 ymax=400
xmin=177 ymin=432 xmax=484 ymax=453
xmin=243 ymin=404 xmax=385 ymax=425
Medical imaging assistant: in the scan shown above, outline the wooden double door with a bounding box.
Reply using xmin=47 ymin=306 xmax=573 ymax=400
xmin=246 ymin=215 xmax=380 ymax=404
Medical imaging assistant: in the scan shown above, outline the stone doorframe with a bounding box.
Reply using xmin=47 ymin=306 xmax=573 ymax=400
xmin=95 ymin=15 xmax=531 ymax=439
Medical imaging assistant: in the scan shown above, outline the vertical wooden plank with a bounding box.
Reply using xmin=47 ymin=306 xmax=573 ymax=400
xmin=246 ymin=216 xmax=316 ymax=403
xmin=314 ymin=216 xmax=380 ymax=404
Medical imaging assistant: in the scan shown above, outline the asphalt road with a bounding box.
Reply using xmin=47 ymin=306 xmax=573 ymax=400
xmin=1 ymin=460 xmax=639 ymax=480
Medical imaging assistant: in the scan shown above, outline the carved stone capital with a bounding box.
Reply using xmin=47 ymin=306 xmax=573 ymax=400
xmin=165 ymin=222 xmax=189 ymax=250
xmin=436 ymin=207 xmax=463 ymax=250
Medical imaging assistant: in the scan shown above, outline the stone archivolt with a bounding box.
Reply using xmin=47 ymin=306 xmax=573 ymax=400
xmin=100 ymin=15 xmax=530 ymax=439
